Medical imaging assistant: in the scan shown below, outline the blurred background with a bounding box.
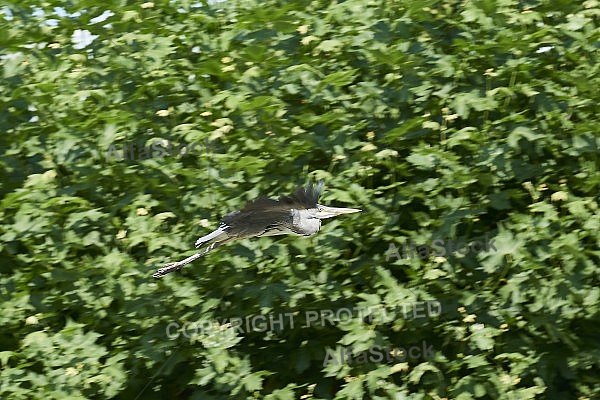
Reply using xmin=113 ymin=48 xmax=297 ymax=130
xmin=1 ymin=0 xmax=598 ymax=398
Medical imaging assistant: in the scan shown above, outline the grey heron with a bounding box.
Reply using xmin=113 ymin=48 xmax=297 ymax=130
xmin=153 ymin=181 xmax=361 ymax=278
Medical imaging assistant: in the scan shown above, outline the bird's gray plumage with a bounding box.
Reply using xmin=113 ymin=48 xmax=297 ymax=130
xmin=153 ymin=181 xmax=360 ymax=278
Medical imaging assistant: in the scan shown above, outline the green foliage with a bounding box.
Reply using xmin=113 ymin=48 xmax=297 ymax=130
xmin=1 ymin=0 xmax=599 ymax=399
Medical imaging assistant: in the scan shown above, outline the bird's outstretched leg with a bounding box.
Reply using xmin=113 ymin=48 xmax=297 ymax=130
xmin=195 ymin=226 xmax=228 ymax=248
xmin=153 ymin=242 xmax=217 ymax=278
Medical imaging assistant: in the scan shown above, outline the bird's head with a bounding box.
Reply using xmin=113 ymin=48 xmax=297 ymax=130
xmin=313 ymin=204 xmax=361 ymax=219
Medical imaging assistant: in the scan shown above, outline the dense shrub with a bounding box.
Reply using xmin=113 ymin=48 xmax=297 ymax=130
xmin=1 ymin=0 xmax=598 ymax=398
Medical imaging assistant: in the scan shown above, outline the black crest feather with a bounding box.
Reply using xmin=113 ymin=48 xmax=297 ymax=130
xmin=279 ymin=180 xmax=323 ymax=209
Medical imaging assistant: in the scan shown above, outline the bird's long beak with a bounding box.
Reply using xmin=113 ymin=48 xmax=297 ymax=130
xmin=316 ymin=205 xmax=362 ymax=219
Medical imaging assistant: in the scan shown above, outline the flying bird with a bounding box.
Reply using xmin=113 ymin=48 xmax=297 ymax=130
xmin=153 ymin=181 xmax=361 ymax=278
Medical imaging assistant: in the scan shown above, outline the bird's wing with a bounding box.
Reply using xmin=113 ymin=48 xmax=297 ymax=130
xmin=222 ymin=181 xmax=323 ymax=221
xmin=219 ymin=181 xmax=323 ymax=237
xmin=221 ymin=204 xmax=291 ymax=237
